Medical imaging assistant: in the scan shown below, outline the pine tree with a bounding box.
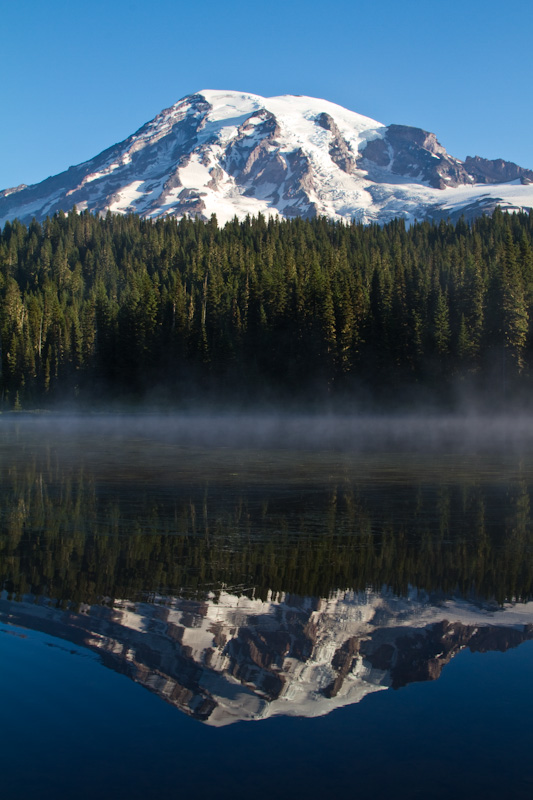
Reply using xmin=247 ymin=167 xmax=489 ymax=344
xmin=501 ymin=232 xmax=529 ymax=374
xmin=433 ymin=288 xmax=451 ymax=358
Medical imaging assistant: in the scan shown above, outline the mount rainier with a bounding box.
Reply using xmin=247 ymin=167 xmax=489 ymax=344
xmin=2 ymin=89 xmax=533 ymax=226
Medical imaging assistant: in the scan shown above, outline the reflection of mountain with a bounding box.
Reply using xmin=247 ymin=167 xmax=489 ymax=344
xmin=2 ymin=589 xmax=532 ymax=726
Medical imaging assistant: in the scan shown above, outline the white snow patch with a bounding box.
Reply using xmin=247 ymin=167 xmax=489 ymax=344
xmin=107 ymin=180 xmax=146 ymax=213
xmin=179 ymin=155 xmax=211 ymax=189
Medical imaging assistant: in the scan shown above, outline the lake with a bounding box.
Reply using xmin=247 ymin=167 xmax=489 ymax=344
xmin=1 ymin=413 xmax=533 ymax=799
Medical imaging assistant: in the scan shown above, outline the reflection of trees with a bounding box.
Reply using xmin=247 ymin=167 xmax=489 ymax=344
xmin=1 ymin=459 xmax=533 ymax=605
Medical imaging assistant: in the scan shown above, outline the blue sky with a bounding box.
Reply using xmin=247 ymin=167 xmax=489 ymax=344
xmin=1 ymin=0 xmax=532 ymax=189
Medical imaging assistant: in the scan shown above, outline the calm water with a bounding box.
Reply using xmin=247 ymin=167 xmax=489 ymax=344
xmin=1 ymin=414 xmax=533 ymax=799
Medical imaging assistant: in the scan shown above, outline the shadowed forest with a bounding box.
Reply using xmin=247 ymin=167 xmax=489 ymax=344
xmin=1 ymin=207 xmax=533 ymax=408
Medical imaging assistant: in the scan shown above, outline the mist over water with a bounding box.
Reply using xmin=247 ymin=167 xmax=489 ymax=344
xmin=5 ymin=409 xmax=533 ymax=454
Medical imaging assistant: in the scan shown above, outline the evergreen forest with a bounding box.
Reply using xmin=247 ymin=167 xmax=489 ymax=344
xmin=1 ymin=206 xmax=533 ymax=408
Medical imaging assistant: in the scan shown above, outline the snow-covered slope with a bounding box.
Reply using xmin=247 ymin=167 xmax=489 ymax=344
xmin=2 ymin=89 xmax=533 ymax=226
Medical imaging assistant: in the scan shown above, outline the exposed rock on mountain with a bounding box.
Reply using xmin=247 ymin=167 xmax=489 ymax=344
xmin=1 ymin=90 xmax=532 ymax=227
xmin=316 ymin=112 xmax=358 ymax=174
xmin=0 ymin=184 xmax=27 ymax=198
xmin=464 ymin=155 xmax=533 ymax=185
xmin=361 ymin=124 xmax=474 ymax=188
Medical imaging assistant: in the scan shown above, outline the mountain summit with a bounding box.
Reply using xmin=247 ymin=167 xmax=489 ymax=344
xmin=2 ymin=90 xmax=533 ymax=226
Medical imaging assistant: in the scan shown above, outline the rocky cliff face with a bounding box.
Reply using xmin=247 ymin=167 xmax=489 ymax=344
xmin=464 ymin=155 xmax=533 ymax=185
xmin=2 ymin=588 xmax=532 ymax=726
xmin=361 ymin=124 xmax=474 ymax=188
xmin=0 ymin=184 xmax=27 ymax=198
xmin=1 ymin=90 xmax=532 ymax=227
xmin=316 ymin=112 xmax=359 ymax=175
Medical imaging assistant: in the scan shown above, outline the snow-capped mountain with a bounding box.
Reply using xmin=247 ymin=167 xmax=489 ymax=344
xmin=2 ymin=89 xmax=533 ymax=227
xmin=2 ymin=588 xmax=532 ymax=726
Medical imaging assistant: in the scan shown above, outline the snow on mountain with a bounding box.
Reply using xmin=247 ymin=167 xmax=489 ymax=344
xmin=1 ymin=89 xmax=533 ymax=227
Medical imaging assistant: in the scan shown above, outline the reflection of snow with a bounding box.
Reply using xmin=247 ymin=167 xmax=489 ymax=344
xmin=2 ymin=588 xmax=532 ymax=727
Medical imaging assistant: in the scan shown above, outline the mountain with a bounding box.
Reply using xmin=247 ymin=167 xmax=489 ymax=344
xmin=1 ymin=89 xmax=533 ymax=227
xmin=2 ymin=588 xmax=532 ymax=725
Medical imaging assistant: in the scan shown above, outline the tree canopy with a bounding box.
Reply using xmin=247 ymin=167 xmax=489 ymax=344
xmin=1 ymin=207 xmax=533 ymax=408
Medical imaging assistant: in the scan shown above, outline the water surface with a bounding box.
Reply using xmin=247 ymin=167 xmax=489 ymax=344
xmin=1 ymin=414 xmax=532 ymax=798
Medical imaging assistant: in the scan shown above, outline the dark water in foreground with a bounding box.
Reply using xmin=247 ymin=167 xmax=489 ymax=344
xmin=1 ymin=415 xmax=533 ymax=799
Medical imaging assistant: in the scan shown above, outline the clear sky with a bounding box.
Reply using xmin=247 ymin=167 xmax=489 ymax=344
xmin=1 ymin=0 xmax=532 ymax=189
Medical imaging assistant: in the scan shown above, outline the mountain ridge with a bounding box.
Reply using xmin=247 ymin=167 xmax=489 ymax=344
xmin=1 ymin=89 xmax=533 ymax=226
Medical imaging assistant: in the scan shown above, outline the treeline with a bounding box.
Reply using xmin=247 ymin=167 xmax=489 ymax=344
xmin=1 ymin=207 xmax=533 ymax=406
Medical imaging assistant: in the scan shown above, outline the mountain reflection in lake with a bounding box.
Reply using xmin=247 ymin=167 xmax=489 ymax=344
xmin=1 ymin=415 xmax=533 ymax=799
xmin=2 ymin=588 xmax=532 ymax=727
